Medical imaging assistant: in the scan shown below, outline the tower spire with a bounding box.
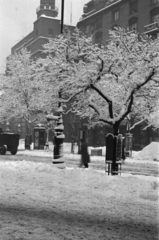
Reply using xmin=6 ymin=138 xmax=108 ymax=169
xmin=36 ymin=0 xmax=58 ymax=19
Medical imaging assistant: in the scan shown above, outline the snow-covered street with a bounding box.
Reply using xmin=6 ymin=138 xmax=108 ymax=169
xmin=0 ymin=144 xmax=159 ymax=240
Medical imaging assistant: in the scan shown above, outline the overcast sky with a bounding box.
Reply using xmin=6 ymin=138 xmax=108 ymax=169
xmin=0 ymin=0 xmax=88 ymax=74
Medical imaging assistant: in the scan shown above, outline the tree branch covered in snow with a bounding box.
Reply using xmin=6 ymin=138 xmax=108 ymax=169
xmin=38 ymin=28 xmax=159 ymax=134
xmin=130 ymin=119 xmax=146 ymax=131
xmin=0 ymin=49 xmax=52 ymax=132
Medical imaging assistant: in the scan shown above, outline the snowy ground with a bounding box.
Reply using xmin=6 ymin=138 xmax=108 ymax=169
xmin=17 ymin=140 xmax=159 ymax=164
xmin=0 ymin=141 xmax=158 ymax=239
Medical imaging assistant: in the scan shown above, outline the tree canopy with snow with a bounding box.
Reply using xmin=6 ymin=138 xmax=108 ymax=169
xmin=0 ymin=49 xmax=51 ymax=132
xmin=38 ymin=28 xmax=159 ymax=135
xmin=33 ymin=29 xmax=159 ymax=135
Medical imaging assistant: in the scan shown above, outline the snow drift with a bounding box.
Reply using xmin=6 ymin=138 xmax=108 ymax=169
xmin=136 ymin=142 xmax=159 ymax=161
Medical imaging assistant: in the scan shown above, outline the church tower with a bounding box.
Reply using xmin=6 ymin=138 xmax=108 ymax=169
xmin=36 ymin=0 xmax=58 ymax=19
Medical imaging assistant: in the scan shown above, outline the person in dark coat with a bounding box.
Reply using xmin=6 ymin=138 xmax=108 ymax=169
xmin=122 ymin=137 xmax=126 ymax=161
xmin=80 ymin=139 xmax=90 ymax=168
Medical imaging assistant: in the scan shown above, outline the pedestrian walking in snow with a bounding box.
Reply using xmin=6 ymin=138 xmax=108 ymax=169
xmin=80 ymin=139 xmax=90 ymax=168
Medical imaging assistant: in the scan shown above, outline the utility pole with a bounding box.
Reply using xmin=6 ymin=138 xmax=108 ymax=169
xmin=61 ymin=0 xmax=64 ymax=34
xmin=46 ymin=0 xmax=65 ymax=167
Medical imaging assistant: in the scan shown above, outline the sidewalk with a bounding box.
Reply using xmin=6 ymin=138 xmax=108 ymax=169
xmin=17 ymin=148 xmax=159 ymax=165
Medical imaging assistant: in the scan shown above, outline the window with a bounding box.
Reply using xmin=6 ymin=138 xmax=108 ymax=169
xmin=85 ymin=25 xmax=90 ymax=34
xmin=130 ymin=22 xmax=137 ymax=31
xmin=129 ymin=17 xmax=138 ymax=31
xmin=129 ymin=0 xmax=138 ymax=14
xmin=151 ymin=0 xmax=159 ymax=4
xmin=152 ymin=13 xmax=159 ymax=22
xmin=113 ymin=10 xmax=119 ymax=21
xmin=95 ymin=31 xmax=102 ymax=46
xmin=96 ymin=18 xmax=102 ymax=29
xmin=48 ymin=28 xmax=53 ymax=36
xmin=150 ymin=7 xmax=159 ymax=23
xmin=90 ymin=23 xmax=95 ymax=33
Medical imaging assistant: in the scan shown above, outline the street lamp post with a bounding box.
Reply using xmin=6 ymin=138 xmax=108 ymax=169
xmin=46 ymin=0 xmax=65 ymax=165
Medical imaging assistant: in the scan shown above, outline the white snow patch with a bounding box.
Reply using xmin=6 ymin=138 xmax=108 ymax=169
xmin=0 ymin=156 xmax=158 ymax=239
xmin=132 ymin=150 xmax=140 ymax=158
xmin=18 ymin=140 xmax=159 ymax=163
xmin=136 ymin=142 xmax=159 ymax=161
xmin=88 ymin=146 xmax=106 ymax=155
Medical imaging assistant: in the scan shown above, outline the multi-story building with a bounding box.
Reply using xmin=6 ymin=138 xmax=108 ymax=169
xmin=77 ymin=0 xmax=159 ymax=46
xmin=76 ymin=0 xmax=159 ymax=149
xmin=2 ymin=0 xmax=75 ymax=139
xmin=11 ymin=0 xmax=74 ymax=58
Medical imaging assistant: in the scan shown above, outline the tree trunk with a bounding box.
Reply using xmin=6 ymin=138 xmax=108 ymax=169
xmin=112 ymin=122 xmax=120 ymax=175
xmin=113 ymin=123 xmax=120 ymax=136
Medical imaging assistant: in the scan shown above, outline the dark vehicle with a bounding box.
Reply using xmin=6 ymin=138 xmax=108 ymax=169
xmin=0 ymin=129 xmax=19 ymax=155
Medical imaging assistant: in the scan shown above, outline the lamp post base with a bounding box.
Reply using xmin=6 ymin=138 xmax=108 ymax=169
xmin=52 ymin=158 xmax=66 ymax=168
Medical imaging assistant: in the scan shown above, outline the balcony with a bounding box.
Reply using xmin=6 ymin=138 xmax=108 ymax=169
xmin=36 ymin=5 xmax=58 ymax=14
xmin=144 ymin=21 xmax=159 ymax=34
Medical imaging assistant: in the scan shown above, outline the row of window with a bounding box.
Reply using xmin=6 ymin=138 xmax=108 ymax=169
xmin=41 ymin=5 xmax=54 ymax=10
xmin=113 ymin=0 xmax=159 ymax=22
xmin=113 ymin=10 xmax=159 ymax=24
xmin=113 ymin=10 xmax=159 ymax=31
xmin=85 ymin=17 xmax=102 ymax=34
xmin=151 ymin=0 xmax=159 ymax=4
xmin=85 ymin=6 xmax=159 ymax=34
xmin=112 ymin=0 xmax=138 ymax=21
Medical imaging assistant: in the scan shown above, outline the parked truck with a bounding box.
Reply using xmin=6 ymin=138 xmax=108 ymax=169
xmin=0 ymin=128 xmax=19 ymax=155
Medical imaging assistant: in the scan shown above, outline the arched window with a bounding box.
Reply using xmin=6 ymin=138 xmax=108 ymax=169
xmin=95 ymin=31 xmax=103 ymax=46
xmin=150 ymin=8 xmax=159 ymax=23
xmin=129 ymin=17 xmax=138 ymax=31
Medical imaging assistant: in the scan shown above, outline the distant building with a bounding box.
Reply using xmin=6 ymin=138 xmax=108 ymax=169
xmin=77 ymin=0 xmax=159 ymax=46
xmin=11 ymin=0 xmax=74 ymax=59
xmin=3 ymin=0 xmax=75 ymax=139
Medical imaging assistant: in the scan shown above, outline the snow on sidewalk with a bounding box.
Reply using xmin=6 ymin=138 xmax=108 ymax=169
xmin=0 ymin=159 xmax=158 ymax=240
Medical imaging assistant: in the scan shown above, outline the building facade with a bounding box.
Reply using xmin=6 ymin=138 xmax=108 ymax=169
xmin=75 ymin=0 xmax=159 ymax=149
xmin=77 ymin=0 xmax=159 ymax=45
xmin=11 ymin=0 xmax=74 ymax=59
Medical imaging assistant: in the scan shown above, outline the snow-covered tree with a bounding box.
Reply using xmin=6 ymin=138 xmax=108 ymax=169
xmin=142 ymin=99 xmax=159 ymax=130
xmin=0 ymin=49 xmax=51 ymax=134
xmin=38 ymin=28 xmax=159 ymax=135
